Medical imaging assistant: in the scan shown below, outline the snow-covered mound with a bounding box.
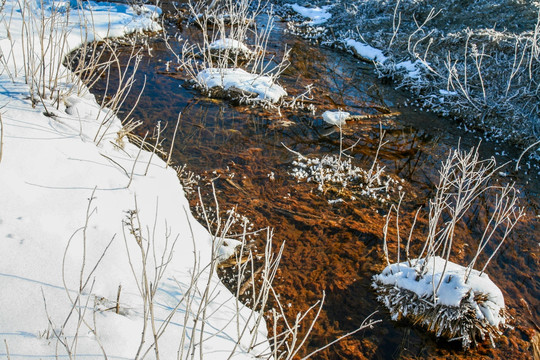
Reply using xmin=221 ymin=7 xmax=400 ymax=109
xmin=209 ymin=38 xmax=253 ymax=55
xmin=322 ymin=110 xmax=350 ymax=126
xmin=344 ymin=39 xmax=387 ymax=64
xmin=372 ymin=256 xmax=507 ymax=348
xmin=197 ymin=68 xmax=287 ymax=103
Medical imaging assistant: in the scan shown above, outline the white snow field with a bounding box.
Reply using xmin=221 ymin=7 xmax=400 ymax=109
xmin=0 ymin=0 xmax=271 ymax=358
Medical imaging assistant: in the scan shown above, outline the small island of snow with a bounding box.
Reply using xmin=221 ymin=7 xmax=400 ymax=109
xmin=372 ymin=256 xmax=507 ymax=348
xmin=322 ymin=110 xmax=350 ymax=126
xmin=196 ymin=68 xmax=287 ymax=103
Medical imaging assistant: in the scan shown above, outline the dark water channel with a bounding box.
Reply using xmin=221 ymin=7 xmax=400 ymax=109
xmin=82 ymin=4 xmax=539 ymax=359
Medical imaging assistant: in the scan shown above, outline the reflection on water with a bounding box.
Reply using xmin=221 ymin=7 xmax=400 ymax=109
xmin=78 ymin=4 xmax=539 ymax=359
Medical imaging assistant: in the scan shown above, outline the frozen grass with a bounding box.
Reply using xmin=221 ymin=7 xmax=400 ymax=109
xmin=286 ymin=124 xmax=401 ymax=203
xmin=289 ymin=154 xmax=400 ymax=203
xmin=276 ymin=0 xmax=540 ymax=148
xmin=373 ymin=144 xmax=525 ymax=348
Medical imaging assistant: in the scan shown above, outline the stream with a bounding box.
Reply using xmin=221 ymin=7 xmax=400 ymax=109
xmin=78 ymin=3 xmax=539 ymax=359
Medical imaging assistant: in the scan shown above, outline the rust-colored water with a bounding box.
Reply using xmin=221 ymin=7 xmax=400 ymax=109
xmin=80 ymin=4 xmax=539 ymax=359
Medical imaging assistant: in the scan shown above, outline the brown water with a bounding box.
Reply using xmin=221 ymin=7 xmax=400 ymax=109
xmin=79 ymin=4 xmax=539 ymax=359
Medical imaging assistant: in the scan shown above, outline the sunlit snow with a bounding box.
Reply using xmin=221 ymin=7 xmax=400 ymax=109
xmin=373 ymin=256 xmax=506 ymax=327
xmin=0 ymin=0 xmax=270 ymax=358
xmin=288 ymin=3 xmax=333 ymax=25
xmin=197 ymin=68 xmax=287 ymax=103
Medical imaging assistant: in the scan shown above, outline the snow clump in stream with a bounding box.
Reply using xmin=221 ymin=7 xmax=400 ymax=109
xmin=373 ymin=256 xmax=507 ymax=348
xmin=322 ymin=110 xmax=350 ymax=126
xmin=208 ymin=38 xmax=254 ymax=58
xmin=286 ymin=3 xmax=333 ymax=25
xmin=197 ymin=68 xmax=287 ymax=103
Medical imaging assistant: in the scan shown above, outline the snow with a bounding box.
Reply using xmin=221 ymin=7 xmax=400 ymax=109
xmin=0 ymin=0 xmax=270 ymax=358
xmin=439 ymin=89 xmax=458 ymax=96
xmin=322 ymin=110 xmax=349 ymax=126
xmin=373 ymin=256 xmax=506 ymax=327
xmin=345 ymin=39 xmax=388 ymax=64
xmin=197 ymin=68 xmax=287 ymax=103
xmin=209 ymin=38 xmax=253 ymax=55
xmin=396 ymin=60 xmax=425 ymax=79
xmin=288 ymin=4 xmax=333 ymax=25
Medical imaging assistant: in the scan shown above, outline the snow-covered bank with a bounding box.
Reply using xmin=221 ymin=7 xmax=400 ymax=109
xmin=0 ymin=0 xmax=270 ymax=358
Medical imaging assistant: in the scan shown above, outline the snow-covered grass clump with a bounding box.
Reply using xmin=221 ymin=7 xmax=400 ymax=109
xmin=373 ymin=257 xmax=506 ymax=348
xmin=197 ymin=68 xmax=287 ymax=103
xmin=286 ymin=3 xmax=333 ymax=25
xmin=322 ymin=110 xmax=350 ymax=126
xmin=343 ymin=38 xmax=388 ymax=63
xmin=374 ymin=144 xmax=524 ymax=348
xmin=209 ymin=38 xmax=254 ymax=58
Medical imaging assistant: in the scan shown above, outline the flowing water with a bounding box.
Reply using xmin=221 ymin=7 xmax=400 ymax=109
xmin=78 ymin=4 xmax=539 ymax=359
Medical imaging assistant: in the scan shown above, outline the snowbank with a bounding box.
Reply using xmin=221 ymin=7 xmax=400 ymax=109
xmin=197 ymin=68 xmax=287 ymax=103
xmin=0 ymin=0 xmax=270 ymax=358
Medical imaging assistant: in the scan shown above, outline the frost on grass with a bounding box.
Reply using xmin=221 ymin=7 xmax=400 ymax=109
xmin=288 ymin=122 xmax=400 ymax=203
xmin=277 ymin=0 xmax=540 ymax=147
xmin=289 ymin=154 xmax=400 ymax=203
xmin=372 ymin=257 xmax=506 ymax=348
